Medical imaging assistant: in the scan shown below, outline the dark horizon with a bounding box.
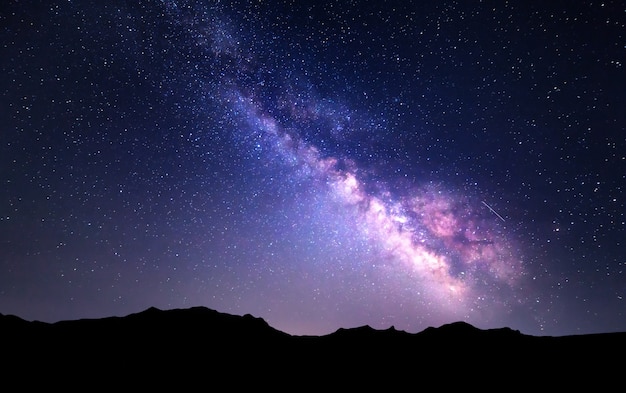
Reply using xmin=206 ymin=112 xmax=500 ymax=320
xmin=3 ymin=304 xmax=626 ymax=338
xmin=4 ymin=305 xmax=625 ymax=389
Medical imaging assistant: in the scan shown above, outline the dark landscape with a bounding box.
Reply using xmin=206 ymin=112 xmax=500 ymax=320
xmin=3 ymin=306 xmax=624 ymax=387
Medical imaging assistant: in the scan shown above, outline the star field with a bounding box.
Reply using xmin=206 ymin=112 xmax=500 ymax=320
xmin=1 ymin=0 xmax=624 ymax=337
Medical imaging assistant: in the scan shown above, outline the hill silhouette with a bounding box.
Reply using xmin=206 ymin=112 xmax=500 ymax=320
xmin=2 ymin=306 xmax=624 ymax=388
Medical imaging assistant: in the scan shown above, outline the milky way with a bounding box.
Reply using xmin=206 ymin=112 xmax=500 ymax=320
xmin=1 ymin=0 xmax=624 ymax=337
xmin=229 ymin=85 xmax=523 ymax=304
xmin=175 ymin=7 xmax=529 ymax=328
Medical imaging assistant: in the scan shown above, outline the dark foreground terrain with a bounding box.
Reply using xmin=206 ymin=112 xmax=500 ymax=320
xmin=2 ymin=306 xmax=624 ymax=388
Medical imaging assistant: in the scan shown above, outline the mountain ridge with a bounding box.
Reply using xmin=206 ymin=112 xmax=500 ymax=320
xmin=2 ymin=305 xmax=624 ymax=387
xmin=1 ymin=304 xmax=622 ymax=338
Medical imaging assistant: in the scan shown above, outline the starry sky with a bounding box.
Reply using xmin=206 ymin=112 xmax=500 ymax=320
xmin=1 ymin=0 xmax=625 ymax=337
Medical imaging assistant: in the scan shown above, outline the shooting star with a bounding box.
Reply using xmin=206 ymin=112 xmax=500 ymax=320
xmin=482 ymin=201 xmax=506 ymax=222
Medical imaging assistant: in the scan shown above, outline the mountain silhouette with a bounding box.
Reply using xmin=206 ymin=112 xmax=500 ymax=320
xmin=2 ymin=306 xmax=624 ymax=388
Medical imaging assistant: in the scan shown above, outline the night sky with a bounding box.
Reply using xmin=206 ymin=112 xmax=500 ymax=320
xmin=2 ymin=0 xmax=625 ymax=337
